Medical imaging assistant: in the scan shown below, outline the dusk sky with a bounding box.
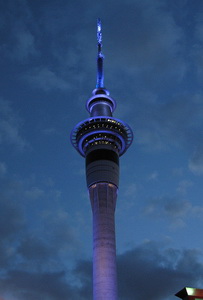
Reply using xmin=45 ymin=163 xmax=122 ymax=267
xmin=1 ymin=0 xmax=203 ymax=299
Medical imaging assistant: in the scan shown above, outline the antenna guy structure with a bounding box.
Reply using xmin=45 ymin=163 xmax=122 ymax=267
xmin=71 ymin=19 xmax=133 ymax=300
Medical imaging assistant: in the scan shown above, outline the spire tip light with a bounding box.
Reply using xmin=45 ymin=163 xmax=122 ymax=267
xmin=96 ymin=18 xmax=104 ymax=88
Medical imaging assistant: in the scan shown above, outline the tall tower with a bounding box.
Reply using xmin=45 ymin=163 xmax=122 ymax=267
xmin=71 ymin=19 xmax=133 ymax=300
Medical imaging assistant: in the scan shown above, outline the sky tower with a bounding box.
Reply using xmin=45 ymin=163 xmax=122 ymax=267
xmin=71 ymin=19 xmax=133 ymax=300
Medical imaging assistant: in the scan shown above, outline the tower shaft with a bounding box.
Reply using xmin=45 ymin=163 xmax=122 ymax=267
xmin=89 ymin=183 xmax=118 ymax=300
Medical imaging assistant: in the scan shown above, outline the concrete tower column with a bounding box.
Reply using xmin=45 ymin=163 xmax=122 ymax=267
xmin=89 ymin=183 xmax=118 ymax=300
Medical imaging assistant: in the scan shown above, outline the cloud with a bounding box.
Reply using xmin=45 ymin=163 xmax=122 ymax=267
xmin=13 ymin=29 xmax=38 ymax=61
xmin=42 ymin=128 xmax=58 ymax=136
xmin=123 ymin=182 xmax=138 ymax=197
xmin=130 ymin=92 xmax=203 ymax=171
xmin=1 ymin=240 xmax=203 ymax=300
xmin=143 ymin=195 xmax=190 ymax=227
xmin=70 ymin=241 xmax=203 ymax=300
xmin=0 ymin=197 xmax=24 ymax=241
xmin=189 ymin=147 xmax=203 ymax=175
xmin=17 ymin=236 xmax=53 ymax=262
xmin=193 ymin=9 xmax=203 ymax=81
xmin=143 ymin=193 xmax=203 ymax=229
xmin=148 ymin=171 xmax=159 ymax=181
xmin=101 ymin=0 xmax=186 ymax=90
xmin=5 ymin=168 xmax=200 ymax=300
xmin=24 ymin=186 xmax=45 ymax=200
xmin=0 ymin=162 xmax=7 ymax=177
xmin=0 ymin=0 xmax=92 ymax=92
xmin=73 ymin=260 xmax=92 ymax=298
xmin=0 ymin=270 xmax=78 ymax=300
xmin=15 ymin=205 xmax=82 ymax=272
xmin=117 ymin=242 xmax=203 ymax=300
xmin=176 ymin=180 xmax=193 ymax=195
xmin=0 ymin=99 xmax=27 ymax=150
xmin=40 ymin=210 xmax=80 ymax=255
xmin=0 ymin=0 xmax=38 ymax=62
xmin=25 ymin=67 xmax=70 ymax=91
xmin=0 ymin=187 xmax=25 ymax=268
xmin=0 ymin=165 xmax=80 ymax=270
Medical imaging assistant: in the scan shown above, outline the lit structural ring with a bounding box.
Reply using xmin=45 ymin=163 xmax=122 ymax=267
xmin=70 ymin=116 xmax=133 ymax=157
xmin=86 ymin=92 xmax=117 ymax=114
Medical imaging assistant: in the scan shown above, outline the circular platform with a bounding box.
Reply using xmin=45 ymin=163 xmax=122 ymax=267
xmin=71 ymin=116 xmax=133 ymax=157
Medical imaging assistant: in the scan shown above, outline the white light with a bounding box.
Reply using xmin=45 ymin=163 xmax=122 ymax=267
xmin=186 ymin=287 xmax=195 ymax=295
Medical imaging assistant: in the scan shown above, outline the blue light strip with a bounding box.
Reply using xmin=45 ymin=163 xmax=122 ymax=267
xmin=96 ymin=18 xmax=104 ymax=88
xmin=86 ymin=93 xmax=116 ymax=114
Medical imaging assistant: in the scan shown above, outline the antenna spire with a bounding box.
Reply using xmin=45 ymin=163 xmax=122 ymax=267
xmin=96 ymin=18 xmax=104 ymax=88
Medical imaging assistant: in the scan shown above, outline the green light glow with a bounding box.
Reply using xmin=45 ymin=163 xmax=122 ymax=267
xmin=186 ymin=287 xmax=195 ymax=295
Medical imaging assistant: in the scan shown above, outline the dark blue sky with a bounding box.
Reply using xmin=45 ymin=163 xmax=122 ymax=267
xmin=0 ymin=0 xmax=203 ymax=299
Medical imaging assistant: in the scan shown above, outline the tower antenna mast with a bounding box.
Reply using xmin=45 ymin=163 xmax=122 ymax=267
xmin=96 ymin=18 xmax=104 ymax=88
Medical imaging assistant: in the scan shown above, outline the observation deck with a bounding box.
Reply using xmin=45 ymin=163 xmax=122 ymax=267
xmin=71 ymin=114 xmax=133 ymax=157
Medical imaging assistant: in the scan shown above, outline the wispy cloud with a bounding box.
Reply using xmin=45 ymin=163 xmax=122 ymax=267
xmin=0 ymin=99 xmax=27 ymax=150
xmin=0 ymin=162 xmax=7 ymax=177
xmin=24 ymin=186 xmax=45 ymax=200
xmin=189 ymin=147 xmax=203 ymax=175
xmin=104 ymin=0 xmax=187 ymax=88
xmin=130 ymin=92 xmax=203 ymax=182
xmin=1 ymin=239 xmax=202 ymax=300
xmin=143 ymin=195 xmax=190 ymax=228
xmin=25 ymin=67 xmax=70 ymax=91
xmin=12 ymin=29 xmax=38 ymax=61
xmin=176 ymin=180 xmax=193 ymax=195
xmin=148 ymin=171 xmax=159 ymax=181
xmin=0 ymin=0 xmax=38 ymax=62
xmin=143 ymin=193 xmax=203 ymax=230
